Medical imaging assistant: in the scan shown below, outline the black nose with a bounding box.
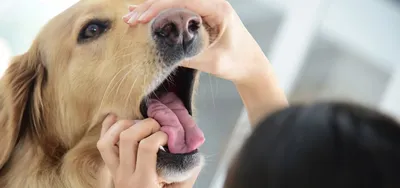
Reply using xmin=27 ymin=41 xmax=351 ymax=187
xmin=152 ymin=8 xmax=203 ymax=64
xmin=152 ymin=9 xmax=201 ymax=49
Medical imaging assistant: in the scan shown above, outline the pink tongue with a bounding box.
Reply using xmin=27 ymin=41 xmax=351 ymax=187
xmin=147 ymin=92 xmax=205 ymax=154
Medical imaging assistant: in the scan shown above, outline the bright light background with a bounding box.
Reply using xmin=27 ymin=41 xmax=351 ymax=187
xmin=0 ymin=0 xmax=79 ymax=76
xmin=0 ymin=38 xmax=12 ymax=77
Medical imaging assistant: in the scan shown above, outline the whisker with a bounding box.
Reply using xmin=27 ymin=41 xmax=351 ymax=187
xmin=96 ymin=62 xmax=135 ymax=115
xmin=111 ymin=64 xmax=139 ymax=106
xmin=208 ymin=74 xmax=216 ymax=109
xmin=123 ymin=67 xmax=140 ymax=111
xmin=152 ymin=88 xmax=160 ymax=100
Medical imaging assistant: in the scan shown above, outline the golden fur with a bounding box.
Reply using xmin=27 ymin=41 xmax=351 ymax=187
xmin=0 ymin=0 xmax=210 ymax=187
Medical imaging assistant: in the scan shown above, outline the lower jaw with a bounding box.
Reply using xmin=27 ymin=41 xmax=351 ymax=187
xmin=140 ymin=67 xmax=202 ymax=181
xmin=156 ymin=151 xmax=204 ymax=183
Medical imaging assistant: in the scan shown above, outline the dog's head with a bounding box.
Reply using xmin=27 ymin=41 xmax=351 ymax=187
xmin=0 ymin=0 xmax=212 ymax=183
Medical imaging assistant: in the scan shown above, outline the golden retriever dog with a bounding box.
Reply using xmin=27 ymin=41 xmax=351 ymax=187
xmin=0 ymin=0 xmax=214 ymax=187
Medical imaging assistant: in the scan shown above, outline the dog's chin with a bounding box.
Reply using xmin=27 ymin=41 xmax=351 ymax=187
xmin=157 ymin=151 xmax=204 ymax=183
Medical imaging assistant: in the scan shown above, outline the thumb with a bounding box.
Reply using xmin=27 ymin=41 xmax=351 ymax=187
xmin=181 ymin=20 xmax=232 ymax=72
xmin=181 ymin=42 xmax=224 ymax=69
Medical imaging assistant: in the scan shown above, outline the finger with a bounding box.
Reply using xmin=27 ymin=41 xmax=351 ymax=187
xmin=122 ymin=4 xmax=144 ymax=24
xmin=135 ymin=131 xmax=168 ymax=174
xmin=101 ymin=114 xmax=117 ymax=138
xmin=126 ymin=0 xmax=157 ymax=25
xmin=138 ymin=0 xmax=231 ymax=26
xmin=118 ymin=118 xmax=161 ymax=174
xmin=97 ymin=120 xmax=135 ymax=177
xmin=136 ymin=0 xmax=183 ymax=23
xmin=128 ymin=5 xmax=138 ymax=12
xmin=181 ymin=48 xmax=222 ymax=72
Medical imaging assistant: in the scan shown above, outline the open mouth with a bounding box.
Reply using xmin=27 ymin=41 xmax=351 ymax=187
xmin=140 ymin=67 xmax=195 ymax=118
xmin=139 ymin=67 xmax=204 ymax=155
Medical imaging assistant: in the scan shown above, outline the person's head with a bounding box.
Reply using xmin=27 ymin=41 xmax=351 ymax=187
xmin=225 ymin=102 xmax=400 ymax=188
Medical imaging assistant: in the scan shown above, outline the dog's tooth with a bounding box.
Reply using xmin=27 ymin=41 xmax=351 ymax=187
xmin=159 ymin=146 xmax=165 ymax=151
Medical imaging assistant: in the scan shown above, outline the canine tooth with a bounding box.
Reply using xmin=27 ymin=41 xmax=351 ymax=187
xmin=159 ymin=146 xmax=165 ymax=151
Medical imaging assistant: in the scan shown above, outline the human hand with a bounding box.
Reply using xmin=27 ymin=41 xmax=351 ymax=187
xmin=97 ymin=115 xmax=200 ymax=188
xmin=123 ymin=0 xmax=271 ymax=86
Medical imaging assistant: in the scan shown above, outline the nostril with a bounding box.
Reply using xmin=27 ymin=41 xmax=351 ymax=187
xmin=157 ymin=24 xmax=173 ymax=37
xmin=155 ymin=22 xmax=180 ymax=44
xmin=183 ymin=18 xmax=201 ymax=46
xmin=187 ymin=19 xmax=200 ymax=34
xmin=156 ymin=23 xmax=177 ymax=37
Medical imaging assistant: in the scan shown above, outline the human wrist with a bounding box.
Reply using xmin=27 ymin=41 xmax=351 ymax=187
xmin=234 ymin=55 xmax=288 ymax=126
xmin=233 ymin=51 xmax=270 ymax=87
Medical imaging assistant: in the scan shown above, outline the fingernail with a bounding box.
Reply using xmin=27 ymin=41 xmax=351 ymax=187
xmin=122 ymin=12 xmax=133 ymax=22
xmin=133 ymin=120 xmax=142 ymax=124
xmin=159 ymin=146 xmax=166 ymax=151
xmin=128 ymin=12 xmax=139 ymax=24
xmin=122 ymin=16 xmax=129 ymax=22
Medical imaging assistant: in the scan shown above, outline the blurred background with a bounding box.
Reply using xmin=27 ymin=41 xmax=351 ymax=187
xmin=0 ymin=0 xmax=399 ymax=187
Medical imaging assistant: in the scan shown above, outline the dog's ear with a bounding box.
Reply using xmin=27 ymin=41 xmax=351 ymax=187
xmin=0 ymin=42 xmax=46 ymax=169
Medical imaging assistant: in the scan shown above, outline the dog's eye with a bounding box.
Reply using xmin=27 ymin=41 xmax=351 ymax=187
xmin=78 ymin=20 xmax=110 ymax=43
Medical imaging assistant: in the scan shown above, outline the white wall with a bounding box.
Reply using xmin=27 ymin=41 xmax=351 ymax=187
xmin=232 ymin=0 xmax=400 ymax=91
xmin=290 ymin=36 xmax=391 ymax=108
xmin=0 ymin=0 xmax=79 ymax=55
xmin=267 ymin=0 xmax=330 ymax=94
xmin=320 ymin=0 xmax=400 ymax=70
xmin=0 ymin=0 xmax=79 ymax=76
xmin=315 ymin=0 xmax=400 ymax=117
xmin=380 ymin=67 xmax=400 ymax=119
xmin=0 ymin=38 xmax=12 ymax=77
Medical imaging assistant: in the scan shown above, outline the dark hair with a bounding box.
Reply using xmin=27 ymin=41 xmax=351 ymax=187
xmin=224 ymin=102 xmax=400 ymax=188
